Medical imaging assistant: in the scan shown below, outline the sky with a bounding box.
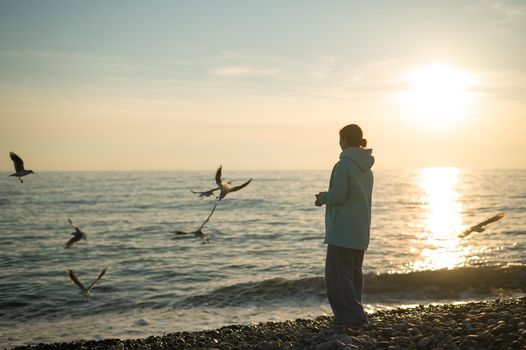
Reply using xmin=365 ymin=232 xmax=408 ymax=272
xmin=1 ymin=0 xmax=525 ymax=171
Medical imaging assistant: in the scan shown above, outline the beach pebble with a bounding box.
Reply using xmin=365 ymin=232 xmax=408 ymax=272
xmin=393 ymin=323 xmax=407 ymax=332
xmin=394 ymin=335 xmax=411 ymax=346
xmin=343 ymin=345 xmax=359 ymax=350
xmin=416 ymin=335 xmax=434 ymax=349
xmin=256 ymin=340 xmax=281 ymax=350
xmin=315 ymin=340 xmax=336 ymax=350
xmin=206 ymin=340 xmax=220 ymax=348
xmin=376 ymin=340 xmax=391 ymax=347
xmin=490 ymin=323 xmax=507 ymax=335
xmin=380 ymin=327 xmax=393 ymax=337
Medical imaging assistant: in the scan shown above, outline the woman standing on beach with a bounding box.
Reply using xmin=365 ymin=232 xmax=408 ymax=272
xmin=315 ymin=124 xmax=374 ymax=327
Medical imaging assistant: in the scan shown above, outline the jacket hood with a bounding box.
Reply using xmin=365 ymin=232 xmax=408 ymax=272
xmin=340 ymin=147 xmax=374 ymax=171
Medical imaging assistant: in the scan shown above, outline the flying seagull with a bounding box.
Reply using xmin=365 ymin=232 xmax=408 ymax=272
xmin=191 ymin=188 xmax=219 ymax=199
xmin=64 ymin=218 xmax=87 ymax=249
xmin=9 ymin=152 xmax=35 ymax=183
xmin=458 ymin=213 xmax=506 ymax=238
xmin=66 ymin=267 xmax=107 ymax=296
xmin=215 ymin=165 xmax=252 ymax=200
xmin=172 ymin=203 xmax=217 ymax=243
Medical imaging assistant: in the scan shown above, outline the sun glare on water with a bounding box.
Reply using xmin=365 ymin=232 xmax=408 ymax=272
xmin=396 ymin=63 xmax=478 ymax=127
xmin=411 ymin=167 xmax=470 ymax=270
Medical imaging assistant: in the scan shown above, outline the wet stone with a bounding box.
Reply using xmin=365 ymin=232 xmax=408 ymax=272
xmin=380 ymin=327 xmax=393 ymax=337
xmin=256 ymin=340 xmax=281 ymax=350
xmin=416 ymin=336 xmax=434 ymax=350
xmin=315 ymin=340 xmax=336 ymax=350
xmin=394 ymin=336 xmax=411 ymax=345
xmin=490 ymin=323 xmax=507 ymax=335
xmin=376 ymin=340 xmax=391 ymax=347
xmin=393 ymin=323 xmax=407 ymax=332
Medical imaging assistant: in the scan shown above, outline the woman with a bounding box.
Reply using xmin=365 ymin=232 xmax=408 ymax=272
xmin=315 ymin=123 xmax=374 ymax=327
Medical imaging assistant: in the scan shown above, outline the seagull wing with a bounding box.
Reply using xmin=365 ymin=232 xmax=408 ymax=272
xmin=9 ymin=152 xmax=25 ymax=173
xmin=215 ymin=165 xmax=223 ymax=187
xmin=66 ymin=269 xmax=88 ymax=293
xmin=458 ymin=228 xmax=475 ymax=238
xmin=173 ymin=230 xmax=192 ymax=235
xmin=64 ymin=235 xmax=78 ymax=249
xmin=477 ymin=213 xmax=506 ymax=227
xmin=67 ymin=218 xmax=79 ymax=230
xmin=191 ymin=188 xmax=219 ymax=197
xmin=230 ymin=178 xmax=252 ymax=193
xmin=198 ymin=203 xmax=218 ymax=231
xmin=459 ymin=213 xmax=506 ymax=238
xmin=87 ymin=267 xmax=107 ymax=292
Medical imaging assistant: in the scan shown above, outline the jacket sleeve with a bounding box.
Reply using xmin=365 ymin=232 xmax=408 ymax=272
xmin=319 ymin=161 xmax=349 ymax=206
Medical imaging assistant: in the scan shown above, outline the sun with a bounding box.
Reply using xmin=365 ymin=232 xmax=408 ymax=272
xmin=396 ymin=63 xmax=478 ymax=127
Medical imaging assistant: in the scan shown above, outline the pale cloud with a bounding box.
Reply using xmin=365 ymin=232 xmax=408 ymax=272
xmin=303 ymin=57 xmax=404 ymax=100
xmin=207 ymin=52 xmax=403 ymax=97
xmin=7 ymin=45 xmax=520 ymax=104
xmin=470 ymin=69 xmax=526 ymax=100
xmin=487 ymin=0 xmax=526 ymax=23
xmin=467 ymin=0 xmax=526 ymax=38
xmin=303 ymin=58 xmax=525 ymax=105
xmin=344 ymin=58 xmax=400 ymax=87
xmin=467 ymin=0 xmax=526 ymax=22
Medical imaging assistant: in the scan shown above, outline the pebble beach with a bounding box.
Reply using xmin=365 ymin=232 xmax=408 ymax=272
xmin=9 ymin=297 xmax=526 ymax=350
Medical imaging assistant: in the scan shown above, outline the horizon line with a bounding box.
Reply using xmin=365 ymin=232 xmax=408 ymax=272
xmin=1 ymin=166 xmax=525 ymax=173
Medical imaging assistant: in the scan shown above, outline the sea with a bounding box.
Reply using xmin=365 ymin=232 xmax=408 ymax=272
xmin=1 ymin=168 xmax=525 ymax=348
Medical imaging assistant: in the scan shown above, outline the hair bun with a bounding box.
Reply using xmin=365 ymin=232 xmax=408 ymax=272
xmin=361 ymin=138 xmax=367 ymax=148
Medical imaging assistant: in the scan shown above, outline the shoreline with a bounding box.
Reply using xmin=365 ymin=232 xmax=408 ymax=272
xmin=9 ymin=297 xmax=526 ymax=350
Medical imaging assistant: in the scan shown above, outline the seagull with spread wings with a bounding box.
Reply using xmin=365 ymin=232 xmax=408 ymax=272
xmin=458 ymin=213 xmax=506 ymax=238
xmin=66 ymin=267 xmax=107 ymax=296
xmin=214 ymin=165 xmax=252 ymax=200
xmin=9 ymin=152 xmax=35 ymax=183
xmin=172 ymin=203 xmax=217 ymax=243
xmin=64 ymin=218 xmax=87 ymax=249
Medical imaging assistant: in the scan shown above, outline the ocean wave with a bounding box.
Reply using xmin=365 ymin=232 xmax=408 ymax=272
xmin=365 ymin=265 xmax=526 ymax=300
xmin=2 ymin=266 xmax=525 ymax=323
xmin=180 ymin=265 xmax=526 ymax=308
xmin=54 ymin=199 xmax=97 ymax=205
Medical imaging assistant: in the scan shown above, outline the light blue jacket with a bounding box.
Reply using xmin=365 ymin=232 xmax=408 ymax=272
xmin=318 ymin=147 xmax=374 ymax=250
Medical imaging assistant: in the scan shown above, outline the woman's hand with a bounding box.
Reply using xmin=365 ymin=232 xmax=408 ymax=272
xmin=315 ymin=192 xmax=327 ymax=207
